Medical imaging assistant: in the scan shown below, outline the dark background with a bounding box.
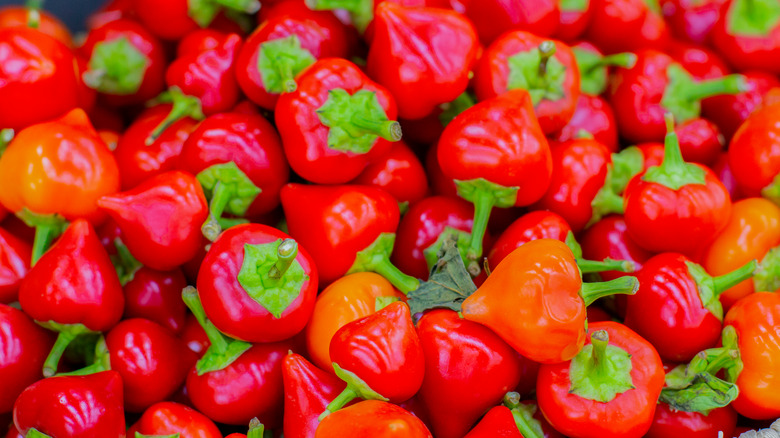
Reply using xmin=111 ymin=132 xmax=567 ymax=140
xmin=0 ymin=0 xmax=105 ymax=32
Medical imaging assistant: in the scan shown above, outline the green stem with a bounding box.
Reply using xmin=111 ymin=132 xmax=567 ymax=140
xmin=212 ymin=0 xmax=261 ymax=13
xmin=350 ymin=117 xmax=402 ymax=142
xmin=182 ymin=286 xmax=229 ymax=354
xmin=590 ymin=330 xmax=609 ymax=370
xmin=145 ymin=88 xmax=203 ymax=146
xmin=26 ymin=0 xmax=41 ymax=29
xmin=538 ymin=41 xmax=557 ymax=77
xmin=274 ymin=56 xmax=298 ymax=93
xmin=682 ymin=75 xmax=747 ymax=102
xmin=43 ymin=331 xmax=77 ymax=377
xmin=201 ymin=181 xmax=233 ymax=242
xmin=31 ymin=223 xmax=57 ymax=266
xmin=319 ymin=387 xmax=357 ymax=421
xmin=305 ymin=0 xmax=361 ymax=11
xmin=588 ymin=53 xmax=637 ymax=71
xmin=372 ymin=257 xmax=420 ymax=295
xmin=577 ymin=258 xmax=635 ymax=274
xmin=26 ymin=430 xmax=52 ymax=438
xmin=705 ymin=348 xmax=740 ymax=375
xmin=579 ymin=276 xmax=639 ymax=306
xmin=247 ymin=418 xmax=264 ymax=438
xmin=465 ymin=192 xmax=495 ymax=276
xmin=268 ymin=239 xmax=298 ymax=280
xmin=503 ymin=393 xmax=543 ymax=438
xmin=712 ymin=260 xmax=757 ymax=295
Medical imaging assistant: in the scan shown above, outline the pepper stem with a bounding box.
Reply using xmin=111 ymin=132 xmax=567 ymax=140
xmin=0 ymin=128 xmax=13 ymax=157
xmin=145 ymin=88 xmax=204 ymax=145
xmin=641 ymin=114 xmax=706 ymax=190
xmin=202 ymin=181 xmax=232 ymax=242
xmin=682 ymin=75 xmax=747 ymax=102
xmin=43 ymin=330 xmax=77 ymax=377
xmin=538 ymin=41 xmax=557 ymax=77
xmin=372 ymin=257 xmax=420 ymax=294
xmin=590 ymin=330 xmax=609 ymax=369
xmin=31 ymin=223 xmax=58 ymax=266
xmin=580 ymin=276 xmax=639 ymax=306
xmin=26 ymin=0 xmax=41 ymax=29
xmin=212 ymin=0 xmax=261 ymax=13
xmin=26 ymin=430 xmax=52 ymax=438
xmin=588 ymin=53 xmax=638 ymax=71
xmin=16 ymin=209 xmax=68 ymax=266
xmin=466 ymin=192 xmax=495 ymax=276
xmin=275 ymin=56 xmax=298 ymax=93
xmin=319 ymin=387 xmax=357 ymax=421
xmin=247 ymin=418 xmax=264 ymax=438
xmin=268 ymin=239 xmax=298 ymax=280
xmin=503 ymin=393 xmax=544 ymax=438
xmin=577 ymin=258 xmax=635 ymax=274
xmin=348 ymin=233 xmax=420 ymax=294
xmin=713 ymin=260 xmax=757 ymax=295
xmin=350 ymin=117 xmax=402 ymax=142
xmin=182 ymin=286 xmax=229 ymax=354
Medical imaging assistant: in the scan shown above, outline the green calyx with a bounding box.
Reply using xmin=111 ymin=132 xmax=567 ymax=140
xmin=236 ymin=239 xmax=308 ymax=319
xmin=26 ymin=430 xmax=52 ymax=438
xmin=182 ymin=286 xmax=252 ymax=375
xmin=686 ymin=260 xmax=756 ymax=321
xmin=56 ymin=336 xmax=111 ymax=376
xmin=569 ymin=330 xmax=635 ymax=402
xmin=319 ymin=362 xmax=389 ymax=421
xmin=439 ymin=92 xmax=476 ymax=127
xmin=16 ymin=208 xmax=69 ymax=266
xmin=111 ymin=238 xmax=143 ymax=286
xmin=579 ymin=276 xmax=639 ymax=306
xmin=660 ymin=346 xmax=741 ymax=413
xmin=588 ymin=167 xmax=626 ymax=228
xmin=503 ymin=393 xmax=544 ymax=438
xmin=661 ymin=64 xmax=747 ymax=123
xmin=561 ymin=0 xmax=588 ymax=12
xmin=305 ymin=0 xmax=372 ymax=33
xmin=721 ymin=325 xmax=744 ymax=384
xmin=136 ymin=434 xmax=181 ymax=438
xmin=375 ymin=295 xmax=400 ymax=312
xmin=573 ymin=47 xmax=637 ymax=95
xmin=257 ymin=35 xmax=316 ymax=94
xmin=754 ymin=247 xmax=780 ymax=292
xmin=506 ymin=41 xmax=567 ymax=106
xmin=317 ymin=88 xmax=402 ymax=155
xmin=609 ymin=146 xmax=644 ymax=193
xmin=145 ymin=87 xmax=205 ymax=146
xmin=727 ymin=0 xmax=780 ymax=37
xmin=197 ymin=162 xmax=261 ymax=241
xmin=84 ymin=36 xmax=148 ymax=95
xmin=247 ymin=418 xmax=265 ymax=438
xmin=454 ymin=178 xmax=519 ymax=276
xmin=35 ymin=321 xmax=97 ymax=377
xmin=761 ymin=173 xmax=780 ymax=206
xmin=188 ymin=0 xmax=261 ymax=28
xmin=423 ymin=226 xmax=472 ymax=273
xmin=642 ymin=115 xmax=706 ymax=190
xmin=0 ymin=128 xmax=14 ymax=157
xmin=347 ymin=233 xmax=420 ymax=294
xmin=566 ymin=232 xmax=637 ymax=275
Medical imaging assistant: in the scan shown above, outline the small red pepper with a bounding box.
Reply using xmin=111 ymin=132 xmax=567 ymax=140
xmin=552 ymin=94 xmax=620 ymax=152
xmin=586 ymin=0 xmax=669 ymax=54
xmin=128 ymin=401 xmax=222 ymax=438
xmin=0 ymin=3 xmax=72 ymax=47
xmin=0 ymin=228 xmax=30 ymax=304
xmin=316 ymin=400 xmax=432 ymax=438
xmin=675 ymin=117 xmax=724 ymax=167
xmin=283 ymin=353 xmax=346 ymax=438
xmin=487 ymin=210 xmax=571 ymax=270
xmin=646 ymin=403 xmax=737 ymax=438
xmin=425 ymin=142 xmax=457 ymax=198
xmin=464 ymin=0 xmax=559 ymax=45
xmin=133 ymin=0 xmax=259 ymax=41
xmin=351 ymin=141 xmax=429 ymax=207
xmin=668 ymin=40 xmax=730 ymax=81
xmin=464 ymin=394 xmax=552 ymax=438
xmin=556 ymin=0 xmax=592 ymax=41
xmin=704 ymin=70 xmax=780 ymax=141
xmin=728 ymin=101 xmax=780 ymax=202
xmin=123 ymin=266 xmax=188 ymax=334
xmin=275 ymin=58 xmax=401 ymax=185
xmin=662 ymin=0 xmax=727 ymax=44
xmin=711 ymin=0 xmax=780 ymax=74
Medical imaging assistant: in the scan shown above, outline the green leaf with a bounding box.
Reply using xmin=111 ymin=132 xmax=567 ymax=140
xmin=85 ymin=36 xmax=148 ymax=95
xmin=660 ymin=372 xmax=739 ymax=413
xmin=422 ymin=226 xmax=472 ymax=273
xmin=257 ymin=35 xmax=316 ymax=94
xmin=317 ymin=88 xmax=401 ymax=154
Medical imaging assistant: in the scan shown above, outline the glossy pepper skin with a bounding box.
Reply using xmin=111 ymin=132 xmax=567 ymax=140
xmin=475 ymin=32 xmax=580 ymax=135
xmin=236 ymin=0 xmax=353 ymax=110
xmin=724 ymin=292 xmax=780 ymax=419
xmin=197 ymin=223 xmax=317 ymax=343
xmin=0 ymin=228 xmax=31 ymax=304
xmin=13 ymin=371 xmax=126 ymax=437
xmin=123 ymin=267 xmax=188 ymax=334
xmin=316 ymin=400 xmax=432 ymax=438
xmin=132 ymin=0 xmax=259 ymax=41
xmin=79 ymin=18 xmax=166 ymax=105
xmin=645 ymin=403 xmax=737 ymax=438
xmin=702 ymin=198 xmax=780 ymax=309
xmin=487 ymin=210 xmax=571 ymax=270
xmin=0 ymin=305 xmax=53 ymax=414
xmin=662 ymin=0 xmax=726 ymax=44
xmin=0 ymin=4 xmax=72 ymax=47
xmin=417 ymin=309 xmax=523 ymax=438
xmin=580 ymin=215 xmax=653 ymax=282
xmin=464 ymin=406 xmax=522 ymax=438
xmin=553 ymin=94 xmax=619 ymax=153
xmin=283 ymin=353 xmax=346 ymax=438
xmin=675 ymin=117 xmax=724 ymax=167
xmin=128 ymin=401 xmax=222 ymax=438
xmin=98 ymin=171 xmax=209 ymax=271
xmin=586 ymin=0 xmax=669 ymax=54
xmin=536 ymin=321 xmax=665 ymax=438
xmin=275 ymin=59 xmax=401 ymax=185
xmin=305 ymin=272 xmax=405 ymax=371
xmin=711 ymin=0 xmax=780 ymax=74
xmin=703 ymin=71 xmax=780 ymax=141
xmin=351 ymin=141 xmax=429 ymax=207
xmin=0 ymin=27 xmax=79 ymax=130
xmin=556 ymin=0 xmax=592 ymax=41
xmin=728 ymin=102 xmax=780 ymax=201
xmin=464 ymin=0 xmax=559 ymax=45
xmin=367 ymin=2 xmax=478 ymax=120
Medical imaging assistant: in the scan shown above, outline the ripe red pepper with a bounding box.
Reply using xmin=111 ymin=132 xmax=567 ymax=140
xmin=321 ymin=302 xmax=424 ymax=417
xmin=178 ymin=112 xmax=289 ymax=240
xmin=98 ymin=171 xmax=209 ymax=271
xmin=133 ymin=0 xmax=259 ymax=41
xmin=437 ymin=90 xmax=552 ymax=274
xmin=79 ymin=18 xmax=166 ymax=105
xmin=662 ymin=0 xmax=727 ymax=43
xmin=123 ymin=267 xmax=188 ymax=334
xmin=668 ymin=40 xmax=730 ymax=81
xmin=704 ymin=71 xmax=780 ymax=141
xmin=0 ymin=228 xmax=30 ymax=304
xmin=646 ymin=403 xmax=737 ymax=438
xmin=464 ymin=394 xmax=556 ymax=438
xmin=316 ymin=400 xmax=432 ymax=438
xmin=417 ymin=309 xmax=524 ymax=438
xmin=556 ymin=0 xmax=592 ymax=41
xmin=711 ymin=0 xmax=780 ymax=74
xmin=0 ymin=304 xmax=53 ymax=414
xmin=487 ymin=210 xmax=571 ymax=271
xmin=580 ymin=214 xmax=653 ymax=282
xmin=351 ymin=141 xmax=429 ymax=207
xmin=18 ymin=219 xmax=124 ymax=377
xmin=623 ymin=117 xmax=731 ymax=255
xmin=129 ymin=401 xmax=222 ymax=438
xmin=586 ymin=0 xmax=669 ymax=54
xmin=106 ymin=318 xmax=196 ymax=412
xmin=553 ymin=94 xmax=620 ymax=152
xmin=536 ymin=321 xmax=665 ymax=438
xmin=0 ymin=3 xmax=72 ymax=47
xmin=235 ymin=0 xmax=352 ymax=110
xmin=609 ymin=49 xmax=746 ymax=144
xmin=281 ymin=183 xmax=419 ymax=292
xmin=464 ymin=0 xmax=559 ymax=45
xmin=275 ymin=58 xmax=401 ymax=185
xmin=0 ymin=27 xmax=80 ymax=130
xmin=283 ymin=353 xmax=346 ymax=438
xmin=728 ymin=101 xmax=780 ymax=202
xmin=13 ymin=371 xmax=126 ymax=437
xmin=475 ymin=32 xmax=580 ymax=135
xmin=366 ymin=2 xmax=478 ymax=120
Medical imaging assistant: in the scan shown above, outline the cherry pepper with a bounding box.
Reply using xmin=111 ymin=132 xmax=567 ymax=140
xmin=128 ymin=401 xmax=221 ymax=438
xmin=609 ymin=49 xmax=746 ymax=144
xmin=122 ymin=266 xmax=189 ymax=334
xmin=316 ymin=400 xmax=431 ymax=438
xmin=366 ymin=2 xmax=478 ymax=120
xmin=18 ymin=220 xmax=124 ymax=377
xmin=281 ymin=184 xmax=419 ymax=292
xmin=464 ymin=394 xmax=551 ymax=438
xmin=625 ymin=253 xmax=756 ymax=362
xmin=623 ymin=117 xmax=731 ymax=255
xmin=663 ymin=0 xmax=727 ymax=44
xmin=133 ymin=0 xmax=259 ymax=41
xmin=586 ymin=0 xmax=669 ymax=54
xmin=536 ymin=322 xmax=664 ymax=438
xmin=197 ymin=223 xmax=317 ymax=343
xmin=0 ymin=227 xmax=31 ymax=303
xmin=461 ymin=239 xmax=639 ymax=364
xmin=283 ymin=353 xmax=346 ymax=438
xmin=275 ymin=58 xmax=401 ymax=185
xmin=728 ymin=101 xmax=780 ymax=202
xmin=320 ymin=301 xmax=424 ymax=419
xmin=13 ymin=371 xmax=126 ymax=437
xmin=711 ymin=0 xmax=780 ymax=74
xmin=464 ymin=0 xmax=559 ymax=45
xmin=0 ymin=108 xmax=120 ymax=264
xmin=474 ymin=32 xmax=580 ymax=134
xmin=97 ymin=171 xmax=209 ymax=271
xmin=235 ymin=0 xmax=353 ymax=110
xmin=553 ymin=94 xmax=620 ymax=153
xmin=579 ymin=214 xmax=653 ymax=282
xmin=487 ymin=210 xmax=572 ymax=270
xmin=437 ymin=89 xmax=552 ymax=275
xmin=351 ymin=140 xmax=429 ymax=208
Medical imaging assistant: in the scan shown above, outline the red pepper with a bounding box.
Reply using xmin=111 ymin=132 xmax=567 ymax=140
xmin=129 ymin=401 xmax=222 ymax=438
xmin=464 ymin=395 xmax=555 ymax=438
xmin=579 ymin=214 xmax=653 ymax=282
xmin=0 ymin=228 xmax=30 ymax=304
xmin=464 ymin=0 xmax=559 ymax=45
xmin=97 ymin=171 xmax=209 ymax=271
xmin=281 ymin=183 xmax=419 ymax=292
xmin=18 ymin=219 xmax=124 ymax=377
xmin=133 ymin=0 xmax=259 ymax=41
xmin=675 ymin=117 xmax=724 ymax=167
xmin=366 ymin=2 xmax=478 ymax=120
xmin=315 ymin=400 xmax=432 ymax=438
xmin=283 ymin=353 xmax=346 ymax=438
xmin=416 ymin=309 xmax=524 ymax=438
xmin=425 ymin=142 xmax=457 ymax=198
xmin=13 ymin=371 xmax=126 ymax=437
xmin=645 ymin=403 xmax=737 ymax=438
xmin=351 ymin=141 xmax=429 ymax=207
xmin=181 ymin=313 xmax=210 ymax=358
xmin=663 ymin=0 xmax=727 ymax=43
xmin=0 ymin=3 xmax=72 ymax=47
xmin=711 ymin=0 xmax=780 ymax=74
xmin=475 ymin=32 xmax=580 ymax=135
xmin=86 ymin=0 xmax=135 ymax=29
xmin=728 ymin=101 xmax=780 ymax=201
xmin=556 ymin=0 xmax=592 ymax=41
xmin=609 ymin=49 xmax=746 ymax=144
xmin=123 ymin=267 xmax=188 ymax=334
xmin=321 ymin=301 xmax=424 ymax=417
xmin=552 ymin=94 xmax=619 ymax=152
xmin=0 ymin=304 xmax=53 ymax=414
xmin=235 ymin=0 xmax=352 ymax=110
xmin=437 ymin=89 xmax=552 ymax=274
xmin=487 ymin=210 xmax=571 ymax=270
xmin=79 ymin=18 xmax=166 ymax=105
xmin=586 ymin=0 xmax=669 ymax=53
xmin=275 ymin=59 xmax=401 ymax=185
xmin=703 ymin=71 xmax=780 ymax=141
xmin=224 ymin=420 xmax=265 ymax=438
xmin=0 ymin=27 xmax=79 ymax=130
xmin=668 ymin=41 xmax=730 ymax=81
xmin=463 ymin=406 xmax=524 ymax=438
xmin=536 ymin=321 xmax=665 ymax=438
xmin=712 ymin=152 xmax=744 ymax=201
xmin=623 ymin=117 xmax=731 ymax=255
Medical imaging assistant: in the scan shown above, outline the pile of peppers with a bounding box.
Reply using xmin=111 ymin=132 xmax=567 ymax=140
xmin=1 ymin=0 xmax=780 ymax=436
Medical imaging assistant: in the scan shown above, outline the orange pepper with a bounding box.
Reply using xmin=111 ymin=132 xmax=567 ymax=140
xmin=702 ymin=198 xmax=780 ymax=309
xmin=315 ymin=400 xmax=432 ymax=438
xmin=305 ymin=272 xmax=405 ymax=371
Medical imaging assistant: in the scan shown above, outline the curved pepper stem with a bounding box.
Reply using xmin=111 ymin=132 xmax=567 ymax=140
xmin=197 ymin=162 xmax=262 ymax=241
xmin=347 ymin=233 xmax=420 ymax=294
xmin=320 ymin=362 xmax=389 ymax=420
xmin=247 ymin=418 xmax=265 ymax=438
xmin=56 ymin=336 xmax=111 ymax=376
xmin=268 ymin=239 xmax=298 ymax=279
xmin=590 ymin=53 xmax=637 ymax=71
xmin=39 ymin=322 xmax=94 ymax=377
xmin=574 ymin=47 xmax=637 ymax=95
xmin=16 ymin=208 xmax=69 ymax=266
xmin=537 ymin=41 xmax=556 ymax=77
xmin=503 ymin=392 xmax=544 ymax=438
xmin=146 ymin=87 xmax=205 ymax=146
xmin=201 ymin=181 xmax=231 ymax=241
xmin=112 ymin=238 xmax=143 ymax=286
xmin=661 ymin=64 xmax=747 ymax=123
xmin=642 ymin=114 xmax=706 ymax=190
xmin=257 ymin=35 xmax=316 ymax=94
xmin=579 ymin=276 xmax=639 ymax=307
xmin=686 ymin=260 xmax=756 ymax=321
xmin=566 ymin=232 xmax=636 ymax=274
xmin=712 ymin=260 xmax=758 ymax=294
